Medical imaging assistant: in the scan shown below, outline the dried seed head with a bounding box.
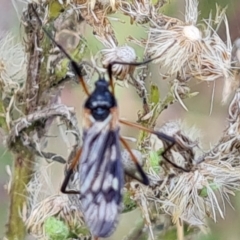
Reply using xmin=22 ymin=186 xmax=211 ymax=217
xmin=147 ymin=23 xmax=203 ymax=76
xmin=25 ymin=194 xmax=88 ymax=237
xmin=147 ymin=1 xmax=232 ymax=86
xmin=23 ymin=163 xmax=88 ymax=238
xmin=210 ymin=89 xmax=240 ymax=164
xmin=139 ymin=95 xmax=240 ymax=229
xmin=158 ymin=154 xmax=240 ymax=228
xmin=157 ymin=120 xmax=202 ymax=150
xmin=0 ymin=33 xmax=26 ymax=95
xmin=191 ymin=32 xmax=232 ymax=82
xmin=139 ymin=125 xmax=240 ymax=231
xmin=101 ymin=45 xmax=137 ymax=80
xmin=147 ymin=0 xmax=200 ymax=76
xmin=222 ymin=38 xmax=240 ymax=103
xmin=152 ymin=120 xmax=203 ymax=172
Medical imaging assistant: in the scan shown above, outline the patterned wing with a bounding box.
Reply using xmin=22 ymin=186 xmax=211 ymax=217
xmin=79 ymin=120 xmax=124 ymax=238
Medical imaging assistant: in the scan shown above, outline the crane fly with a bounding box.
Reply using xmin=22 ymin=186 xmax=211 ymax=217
xmin=31 ymin=4 xmax=179 ymax=239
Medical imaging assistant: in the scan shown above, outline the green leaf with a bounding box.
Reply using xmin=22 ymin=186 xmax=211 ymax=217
xmin=149 ymin=151 xmax=160 ymax=172
xmin=150 ymin=84 xmax=160 ymax=105
xmin=199 ymin=183 xmax=220 ymax=197
xmin=48 ymin=0 xmax=64 ymax=20
xmin=44 ymin=217 xmax=69 ymax=240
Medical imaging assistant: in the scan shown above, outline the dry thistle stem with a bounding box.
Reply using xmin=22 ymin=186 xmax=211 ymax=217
xmin=4 ymin=0 xmax=240 ymax=240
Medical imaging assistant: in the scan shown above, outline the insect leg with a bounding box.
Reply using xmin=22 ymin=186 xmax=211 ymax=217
xmin=161 ymin=141 xmax=190 ymax=172
xmin=119 ymin=119 xmax=175 ymax=142
xmin=120 ymin=119 xmax=190 ymax=172
xmin=106 ymin=63 xmax=115 ymax=96
xmin=30 ymin=4 xmax=90 ymax=96
xmin=61 ymin=148 xmax=82 ymax=194
xmin=120 ymin=136 xmax=149 ymax=185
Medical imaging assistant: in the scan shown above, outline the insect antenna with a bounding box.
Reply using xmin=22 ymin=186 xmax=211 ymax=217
xmin=107 ymin=57 xmax=159 ymax=94
xmin=30 ymin=4 xmax=102 ymax=96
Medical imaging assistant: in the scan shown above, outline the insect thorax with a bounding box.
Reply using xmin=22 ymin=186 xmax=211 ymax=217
xmin=84 ymin=78 xmax=117 ymax=121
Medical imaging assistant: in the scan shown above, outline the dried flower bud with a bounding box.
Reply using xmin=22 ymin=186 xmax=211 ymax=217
xmin=122 ymin=148 xmax=143 ymax=174
xmin=152 ymin=120 xmax=202 ymax=172
xmin=147 ymin=24 xmax=202 ymax=75
xmin=101 ymin=45 xmax=137 ymax=80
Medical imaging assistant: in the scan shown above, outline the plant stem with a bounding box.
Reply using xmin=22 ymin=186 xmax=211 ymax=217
xmin=4 ymin=3 xmax=87 ymax=239
xmin=5 ymin=4 xmax=48 ymax=239
xmin=5 ymin=143 xmax=35 ymax=240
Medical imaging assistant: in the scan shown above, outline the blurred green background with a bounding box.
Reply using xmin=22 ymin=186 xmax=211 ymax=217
xmin=1 ymin=0 xmax=240 ymax=239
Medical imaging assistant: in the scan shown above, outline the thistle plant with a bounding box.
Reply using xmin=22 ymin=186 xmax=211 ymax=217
xmin=2 ymin=0 xmax=240 ymax=240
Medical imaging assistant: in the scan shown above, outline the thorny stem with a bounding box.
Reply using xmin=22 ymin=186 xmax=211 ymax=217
xmin=5 ymin=14 xmax=42 ymax=240
xmin=5 ymin=10 xmax=43 ymax=240
xmin=4 ymin=1 xmax=86 ymax=240
xmin=5 ymin=142 xmax=35 ymax=240
xmin=5 ymin=4 xmax=84 ymax=239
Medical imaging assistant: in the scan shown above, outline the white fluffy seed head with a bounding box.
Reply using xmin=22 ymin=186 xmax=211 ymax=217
xmin=183 ymin=25 xmax=202 ymax=41
xmin=101 ymin=45 xmax=137 ymax=80
xmin=147 ymin=24 xmax=203 ymax=76
xmin=147 ymin=6 xmax=232 ymax=84
xmin=155 ymin=120 xmax=202 ymax=144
